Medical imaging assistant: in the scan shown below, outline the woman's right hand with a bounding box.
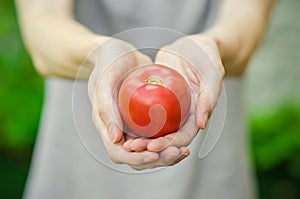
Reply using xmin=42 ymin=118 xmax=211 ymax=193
xmin=88 ymin=38 xmax=159 ymax=166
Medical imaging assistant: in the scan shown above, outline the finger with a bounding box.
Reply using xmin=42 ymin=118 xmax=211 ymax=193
xmin=129 ymin=146 xmax=183 ymax=170
xmin=91 ymin=105 xmax=123 ymax=144
xmin=91 ymin=82 xmax=123 ymax=143
xmin=123 ymin=134 xmax=135 ymax=150
xmin=146 ymin=136 xmax=173 ymax=152
xmin=123 ymin=139 xmax=134 ymax=151
xmin=97 ymin=121 xmax=160 ymax=166
xmin=92 ymin=51 xmax=151 ymax=144
xmin=123 ymin=134 xmax=135 ymax=151
xmin=195 ymin=86 xmax=211 ymax=129
xmin=113 ymin=148 xmax=160 ymax=166
xmin=155 ymin=48 xmax=184 ymax=72
xmin=124 ymin=138 xmax=152 ymax=152
xmin=168 ymin=147 xmax=190 ymax=166
xmin=160 ymin=146 xmax=183 ymax=163
xmin=123 ymin=133 xmax=143 ymax=151
xmin=147 ymin=115 xmax=199 ymax=152
xmin=121 ymin=151 xmax=159 ymax=166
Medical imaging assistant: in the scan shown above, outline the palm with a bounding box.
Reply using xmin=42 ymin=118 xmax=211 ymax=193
xmin=88 ymin=38 xmax=191 ymax=170
xmin=124 ymin=35 xmax=224 ymax=157
xmin=88 ymin=39 xmax=163 ymax=167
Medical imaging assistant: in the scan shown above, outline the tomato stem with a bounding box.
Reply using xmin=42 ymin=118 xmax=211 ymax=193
xmin=145 ymin=76 xmax=163 ymax=85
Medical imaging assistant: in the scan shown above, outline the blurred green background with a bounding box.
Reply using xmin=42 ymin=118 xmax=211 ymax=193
xmin=0 ymin=0 xmax=299 ymax=199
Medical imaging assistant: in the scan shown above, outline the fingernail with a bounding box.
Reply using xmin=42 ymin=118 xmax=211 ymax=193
xmin=199 ymin=112 xmax=208 ymax=129
xmin=180 ymin=148 xmax=190 ymax=156
xmin=202 ymin=121 xmax=206 ymax=129
xmin=182 ymin=150 xmax=190 ymax=157
xmin=113 ymin=135 xmax=118 ymax=143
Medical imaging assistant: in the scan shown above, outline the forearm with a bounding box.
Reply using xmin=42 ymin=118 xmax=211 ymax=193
xmin=205 ymin=0 xmax=275 ymax=76
xmin=15 ymin=0 xmax=107 ymax=79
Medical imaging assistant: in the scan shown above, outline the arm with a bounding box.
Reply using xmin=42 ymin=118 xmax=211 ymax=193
xmin=16 ymin=0 xmax=188 ymax=169
xmin=207 ymin=0 xmax=276 ymax=76
xmin=15 ymin=0 xmax=107 ymax=79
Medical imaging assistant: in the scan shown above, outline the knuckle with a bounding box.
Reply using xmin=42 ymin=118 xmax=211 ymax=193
xmin=173 ymin=131 xmax=191 ymax=147
xmin=109 ymin=155 xmax=122 ymax=164
xmin=163 ymin=136 xmax=175 ymax=147
xmin=98 ymin=107 xmax=106 ymax=118
xmin=32 ymin=56 xmax=51 ymax=77
xmin=98 ymin=107 xmax=110 ymax=125
xmin=130 ymin=158 xmax=144 ymax=166
xmin=130 ymin=165 xmax=144 ymax=171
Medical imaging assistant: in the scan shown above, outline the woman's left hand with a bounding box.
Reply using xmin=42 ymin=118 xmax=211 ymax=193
xmin=123 ymin=34 xmax=225 ymax=159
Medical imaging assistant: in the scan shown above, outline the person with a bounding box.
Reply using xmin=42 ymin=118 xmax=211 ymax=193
xmin=16 ymin=0 xmax=275 ymax=198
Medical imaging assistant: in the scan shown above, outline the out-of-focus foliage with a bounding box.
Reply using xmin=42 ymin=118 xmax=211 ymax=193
xmin=0 ymin=2 xmax=44 ymax=199
xmin=251 ymin=105 xmax=300 ymax=173
xmin=249 ymin=104 xmax=300 ymax=199
xmin=0 ymin=0 xmax=44 ymax=154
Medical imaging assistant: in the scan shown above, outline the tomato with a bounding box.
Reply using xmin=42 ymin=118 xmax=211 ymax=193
xmin=118 ymin=64 xmax=191 ymax=138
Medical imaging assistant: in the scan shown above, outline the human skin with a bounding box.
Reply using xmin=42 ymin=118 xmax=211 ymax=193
xmin=123 ymin=0 xmax=277 ymax=167
xmin=16 ymin=0 xmax=275 ymax=170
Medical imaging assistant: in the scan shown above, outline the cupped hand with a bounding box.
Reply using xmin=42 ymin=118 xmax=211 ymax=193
xmin=88 ymin=38 xmax=191 ymax=169
xmin=88 ymin=38 xmax=159 ymax=167
xmin=124 ymin=34 xmax=225 ymax=155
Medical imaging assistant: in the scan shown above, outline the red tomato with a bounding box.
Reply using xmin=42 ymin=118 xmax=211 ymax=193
xmin=118 ymin=64 xmax=191 ymax=138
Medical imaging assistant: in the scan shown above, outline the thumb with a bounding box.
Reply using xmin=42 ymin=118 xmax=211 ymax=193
xmin=91 ymin=82 xmax=124 ymax=143
xmin=89 ymin=49 xmax=152 ymax=143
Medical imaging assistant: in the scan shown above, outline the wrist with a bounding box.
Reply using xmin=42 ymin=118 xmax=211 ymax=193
xmin=204 ymin=25 xmax=246 ymax=77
